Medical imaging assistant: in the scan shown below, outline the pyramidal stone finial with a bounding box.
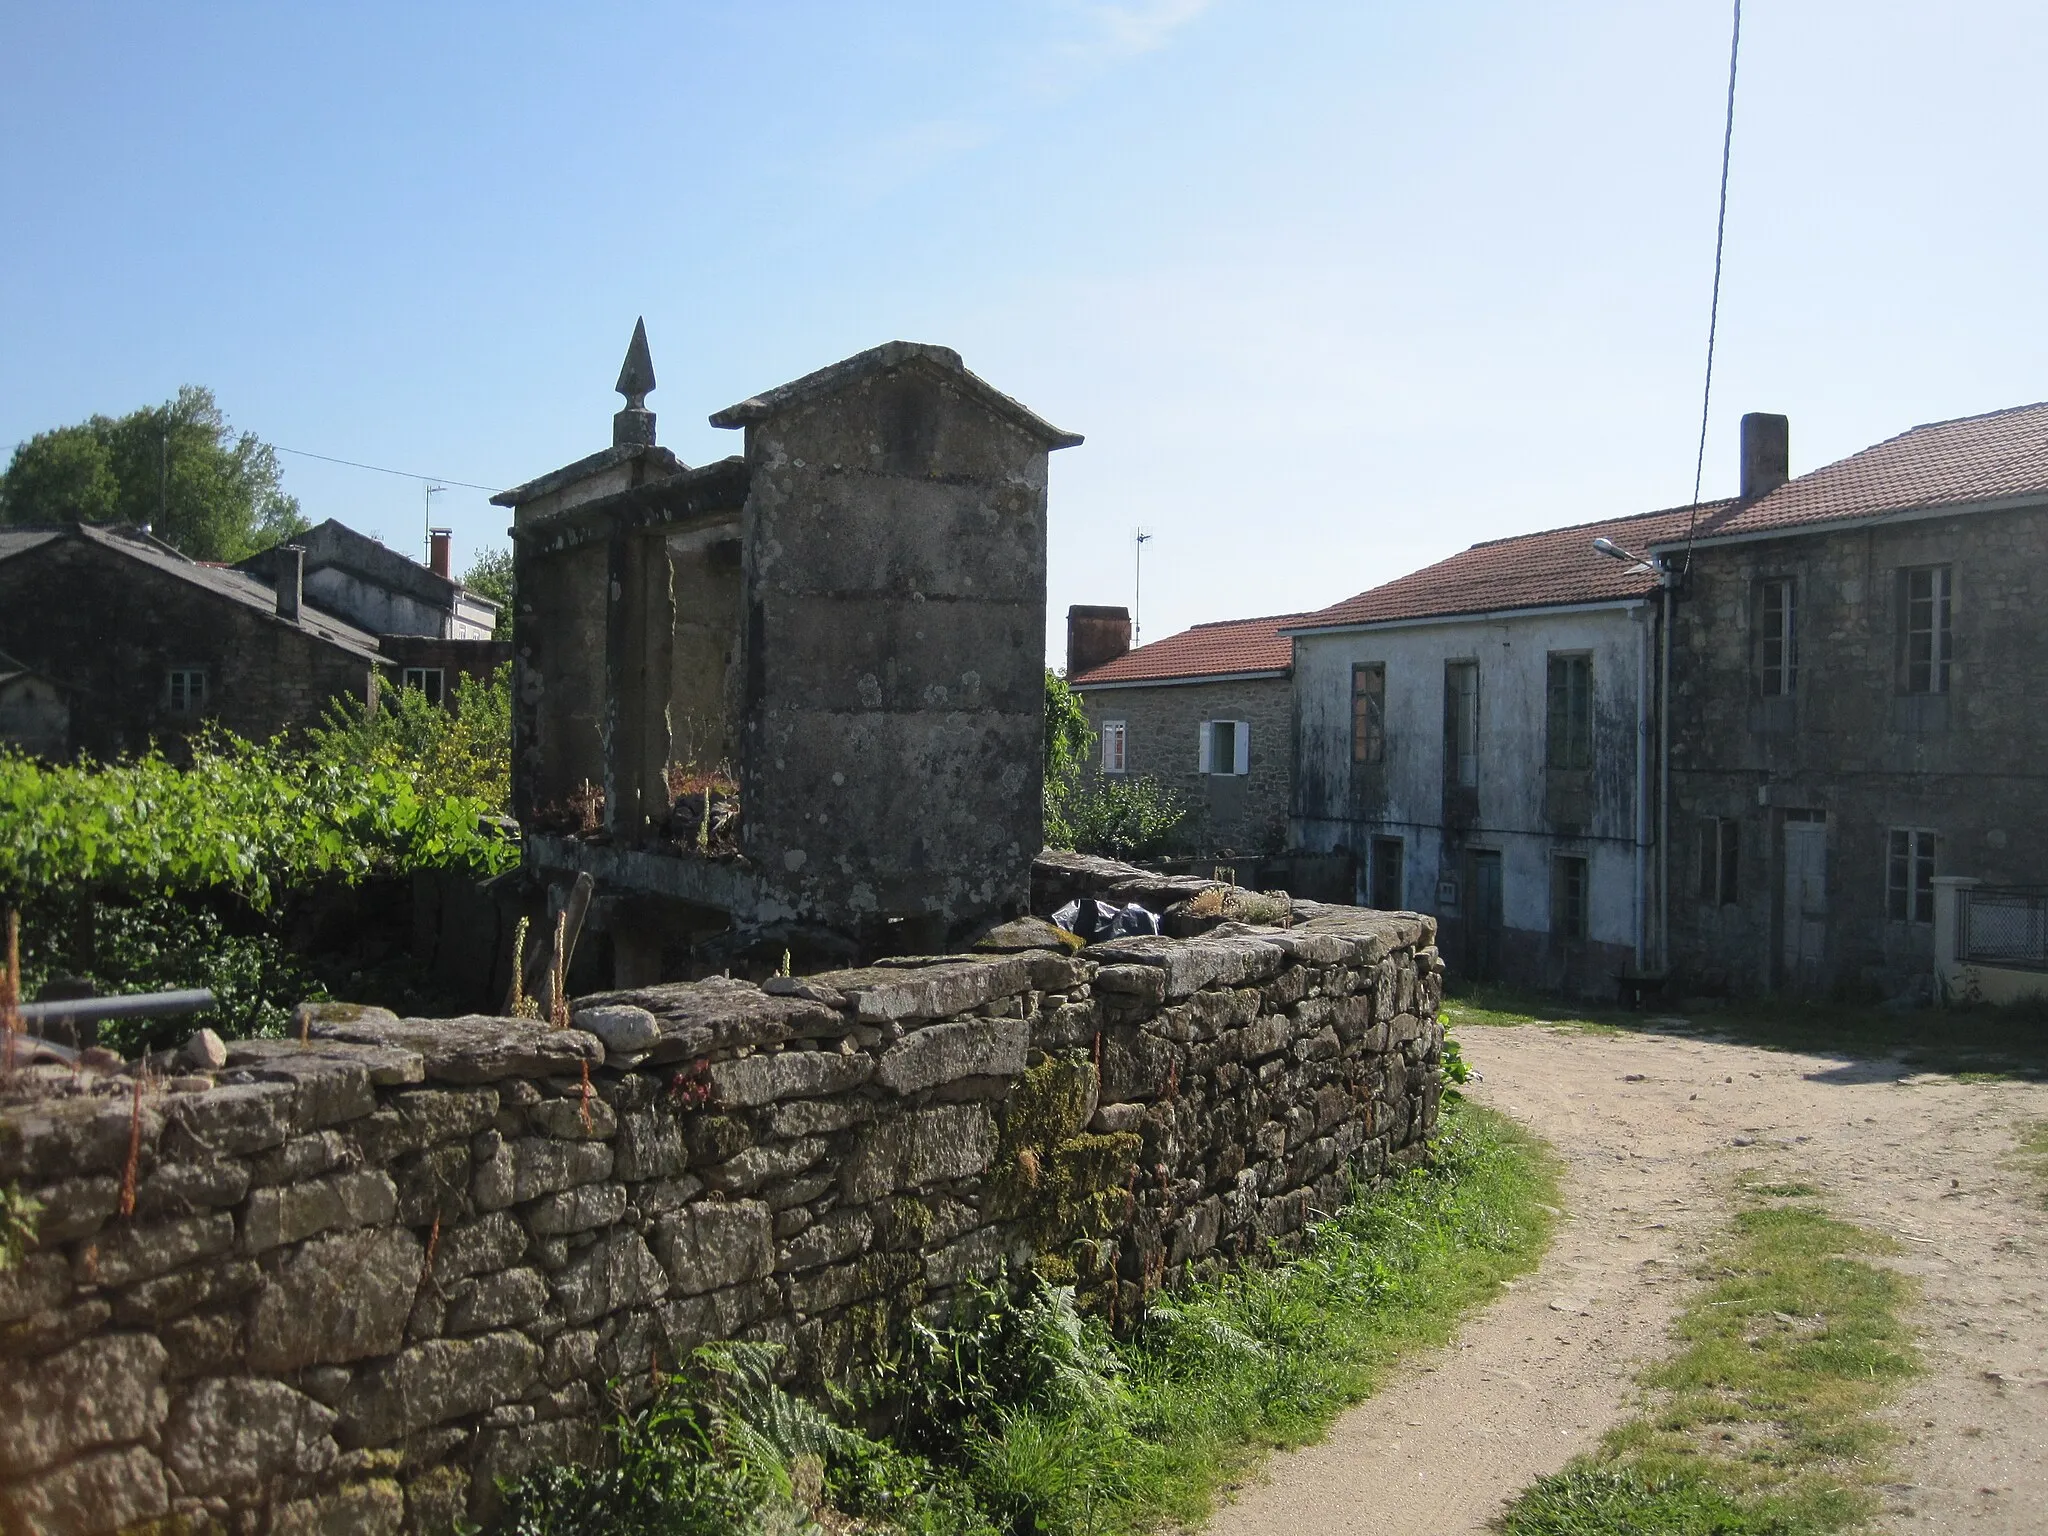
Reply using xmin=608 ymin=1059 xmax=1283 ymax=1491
xmin=613 ymin=318 xmax=657 ymax=446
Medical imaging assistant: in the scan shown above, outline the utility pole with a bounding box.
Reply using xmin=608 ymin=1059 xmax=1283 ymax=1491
xmin=1133 ymin=528 xmax=1153 ymax=643
xmin=424 ymin=484 xmax=447 ymax=563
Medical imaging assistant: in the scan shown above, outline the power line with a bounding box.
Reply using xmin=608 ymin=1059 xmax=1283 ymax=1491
xmin=271 ymin=445 xmax=503 ymax=494
xmin=1680 ymin=0 xmax=1743 ymax=568
xmin=4 ymin=436 xmax=505 ymax=496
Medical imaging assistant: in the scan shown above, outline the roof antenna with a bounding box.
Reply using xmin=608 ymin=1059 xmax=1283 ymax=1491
xmin=614 ymin=317 xmax=657 ymax=447
xmin=1133 ymin=528 xmax=1154 ymax=643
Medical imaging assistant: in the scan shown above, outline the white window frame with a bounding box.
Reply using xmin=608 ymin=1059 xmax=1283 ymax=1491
xmin=1759 ymin=578 xmax=1798 ymax=697
xmin=1198 ymin=719 xmax=1250 ymax=776
xmin=1902 ymin=565 xmax=1952 ymax=695
xmin=1886 ymin=827 xmax=1937 ymax=924
xmin=402 ymin=666 xmax=447 ymax=707
xmin=1100 ymin=720 xmax=1127 ymax=775
xmin=165 ymin=667 xmax=207 ymax=715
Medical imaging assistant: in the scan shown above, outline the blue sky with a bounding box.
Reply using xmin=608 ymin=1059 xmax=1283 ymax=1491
xmin=3 ymin=2 xmax=2042 ymax=657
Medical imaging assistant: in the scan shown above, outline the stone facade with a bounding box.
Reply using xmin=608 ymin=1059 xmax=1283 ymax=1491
xmin=0 ymin=893 xmax=1440 ymax=1533
xmin=1291 ymin=602 xmax=1654 ymax=997
xmin=1077 ymin=675 xmax=1295 ymax=858
xmin=0 ymin=526 xmax=381 ymax=761
xmin=503 ymin=336 xmax=1081 ymax=966
xmin=1664 ymin=503 xmax=2048 ymax=996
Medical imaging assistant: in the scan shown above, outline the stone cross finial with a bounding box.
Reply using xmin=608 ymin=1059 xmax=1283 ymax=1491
xmin=613 ymin=318 xmax=657 ymax=446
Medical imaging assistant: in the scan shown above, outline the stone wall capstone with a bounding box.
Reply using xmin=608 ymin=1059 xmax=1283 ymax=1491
xmin=0 ymin=896 xmax=1442 ymax=1533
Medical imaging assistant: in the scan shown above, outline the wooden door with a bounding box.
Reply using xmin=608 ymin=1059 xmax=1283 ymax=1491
xmin=1782 ymin=820 xmax=1828 ymax=992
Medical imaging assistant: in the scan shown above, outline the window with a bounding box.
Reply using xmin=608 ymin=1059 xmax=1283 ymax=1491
xmin=1886 ymin=829 xmax=1936 ymax=923
xmin=1696 ymin=818 xmax=1740 ymax=905
xmin=1100 ymin=720 xmax=1127 ymax=774
xmin=1545 ymin=654 xmax=1593 ymax=770
xmin=1351 ymin=664 xmax=1385 ymax=764
xmin=401 ymin=666 xmax=446 ymax=707
xmin=1199 ymin=719 xmax=1249 ymax=776
xmin=1759 ymin=579 xmax=1797 ymax=696
xmin=1369 ymin=836 xmax=1404 ymax=910
xmin=165 ymin=668 xmax=206 ymax=715
xmin=1442 ymin=661 xmax=1479 ymax=788
xmin=1551 ymin=855 xmax=1589 ymax=940
xmin=1900 ymin=565 xmax=1952 ymax=694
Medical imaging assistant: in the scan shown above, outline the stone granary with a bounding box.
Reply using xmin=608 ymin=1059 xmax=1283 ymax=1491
xmin=496 ymin=324 xmax=1081 ymax=979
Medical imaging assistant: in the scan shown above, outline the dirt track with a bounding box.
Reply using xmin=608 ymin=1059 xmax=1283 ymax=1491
xmin=1200 ymin=1023 xmax=2048 ymax=1536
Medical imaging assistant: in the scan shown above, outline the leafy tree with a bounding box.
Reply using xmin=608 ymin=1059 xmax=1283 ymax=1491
xmin=463 ymin=546 xmax=515 ymax=639
xmin=1041 ymin=667 xmax=1188 ymax=858
xmin=0 ymin=385 xmax=306 ymax=560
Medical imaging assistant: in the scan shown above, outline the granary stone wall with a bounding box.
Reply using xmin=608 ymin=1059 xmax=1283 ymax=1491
xmin=0 ymin=900 xmax=1441 ymax=1534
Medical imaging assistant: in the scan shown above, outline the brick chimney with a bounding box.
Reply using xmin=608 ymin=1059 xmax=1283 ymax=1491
xmin=276 ymin=545 xmax=305 ymax=621
xmin=429 ymin=528 xmax=452 ymax=579
xmin=1740 ymin=412 xmax=1789 ymax=501
xmin=1066 ymin=604 xmax=1132 ymax=678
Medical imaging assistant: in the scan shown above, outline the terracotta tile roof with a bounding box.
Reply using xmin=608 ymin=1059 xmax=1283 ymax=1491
xmin=1670 ymin=401 xmax=2048 ymax=545
xmin=1290 ymin=504 xmax=1713 ymax=633
xmin=1071 ymin=613 xmax=1307 ymax=687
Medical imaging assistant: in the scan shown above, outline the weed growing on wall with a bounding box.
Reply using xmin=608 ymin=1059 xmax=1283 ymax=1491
xmin=1501 ymin=1188 xmax=1920 ymax=1536
xmin=504 ymin=1099 xmax=1558 ymax=1536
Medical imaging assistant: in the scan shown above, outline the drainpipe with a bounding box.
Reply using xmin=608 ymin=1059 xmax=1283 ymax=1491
xmin=1658 ymin=581 xmax=1674 ymax=974
xmin=1634 ymin=605 xmax=1651 ymax=971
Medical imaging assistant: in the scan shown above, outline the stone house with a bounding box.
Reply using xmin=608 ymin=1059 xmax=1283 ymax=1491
xmin=1652 ymin=404 xmax=2048 ymax=997
xmin=1065 ymin=605 xmax=1303 ymax=859
xmin=0 ymin=523 xmax=383 ymax=759
xmin=239 ymin=519 xmax=508 ymax=707
xmin=497 ymin=323 xmax=1080 ymax=975
xmin=1287 ymin=506 xmax=1708 ymax=994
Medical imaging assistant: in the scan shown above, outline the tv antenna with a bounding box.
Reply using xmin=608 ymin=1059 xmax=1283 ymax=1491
xmin=423 ymin=483 xmax=447 ymax=563
xmin=1133 ymin=528 xmax=1154 ymax=643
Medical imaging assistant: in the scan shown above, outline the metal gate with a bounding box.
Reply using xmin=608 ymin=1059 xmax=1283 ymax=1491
xmin=1960 ymin=886 xmax=2048 ymax=971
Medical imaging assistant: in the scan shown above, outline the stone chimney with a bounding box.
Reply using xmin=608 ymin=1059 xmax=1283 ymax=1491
xmin=429 ymin=528 xmax=452 ymax=579
xmin=276 ymin=545 xmax=305 ymax=621
xmin=1740 ymin=412 xmax=1789 ymax=501
xmin=613 ymin=317 xmax=657 ymax=447
xmin=1066 ymin=604 xmax=1132 ymax=678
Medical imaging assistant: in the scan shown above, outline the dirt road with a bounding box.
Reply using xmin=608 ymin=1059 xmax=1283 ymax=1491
xmin=1201 ymin=1023 xmax=2048 ymax=1536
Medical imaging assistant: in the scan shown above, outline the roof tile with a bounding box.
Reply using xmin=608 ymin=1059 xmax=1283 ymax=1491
xmin=1292 ymin=504 xmax=1709 ymax=632
xmin=1674 ymin=401 xmax=2048 ymax=543
xmin=1071 ymin=613 xmax=1305 ymax=686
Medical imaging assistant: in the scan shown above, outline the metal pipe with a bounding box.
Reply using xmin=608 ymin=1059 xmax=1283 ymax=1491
xmin=1659 ymin=583 xmax=1674 ymax=973
xmin=1634 ymin=606 xmax=1652 ymax=971
xmin=14 ymin=989 xmax=216 ymax=1029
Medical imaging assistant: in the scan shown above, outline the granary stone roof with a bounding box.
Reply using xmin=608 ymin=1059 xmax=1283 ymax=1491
xmin=1662 ymin=399 xmax=2048 ymax=548
xmin=1069 ymin=613 xmax=1307 ymax=688
xmin=709 ymin=340 xmax=1084 ymax=449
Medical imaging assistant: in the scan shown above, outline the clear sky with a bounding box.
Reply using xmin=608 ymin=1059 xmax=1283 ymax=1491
xmin=3 ymin=2 xmax=2042 ymax=659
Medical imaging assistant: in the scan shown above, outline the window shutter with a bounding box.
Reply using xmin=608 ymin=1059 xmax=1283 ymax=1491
xmin=1197 ymin=722 xmax=1213 ymax=774
xmin=1233 ymin=722 xmax=1250 ymax=776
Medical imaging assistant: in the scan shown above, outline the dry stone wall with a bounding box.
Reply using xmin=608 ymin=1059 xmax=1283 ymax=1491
xmin=0 ymin=900 xmax=1442 ymax=1534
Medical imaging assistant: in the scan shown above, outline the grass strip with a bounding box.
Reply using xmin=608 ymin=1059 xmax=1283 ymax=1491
xmin=502 ymin=1097 xmax=1559 ymax=1536
xmin=2014 ymin=1120 xmax=2048 ymax=1203
xmin=980 ymin=1098 xmax=1559 ymax=1533
xmin=1500 ymin=1187 xmax=1920 ymax=1536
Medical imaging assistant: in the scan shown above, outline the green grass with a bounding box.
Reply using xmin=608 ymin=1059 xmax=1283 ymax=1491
xmin=504 ymin=1099 xmax=1560 ymax=1536
xmin=1500 ymin=1188 xmax=1920 ymax=1536
xmin=1445 ymin=981 xmax=2048 ymax=1081
xmin=2013 ymin=1121 xmax=2048 ymax=1204
xmin=988 ymin=1099 xmax=1560 ymax=1532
